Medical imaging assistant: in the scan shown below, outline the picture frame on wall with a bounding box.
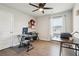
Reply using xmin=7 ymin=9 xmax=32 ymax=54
xmin=28 ymin=19 xmax=36 ymax=29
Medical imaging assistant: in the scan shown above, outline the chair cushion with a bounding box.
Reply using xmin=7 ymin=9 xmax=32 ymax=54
xmin=22 ymin=40 xmax=30 ymax=44
xmin=60 ymin=33 xmax=72 ymax=39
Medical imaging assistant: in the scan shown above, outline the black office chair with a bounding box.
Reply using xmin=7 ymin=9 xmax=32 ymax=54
xmin=19 ymin=27 xmax=33 ymax=52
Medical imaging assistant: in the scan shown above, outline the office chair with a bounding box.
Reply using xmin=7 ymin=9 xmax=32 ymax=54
xmin=19 ymin=27 xmax=33 ymax=52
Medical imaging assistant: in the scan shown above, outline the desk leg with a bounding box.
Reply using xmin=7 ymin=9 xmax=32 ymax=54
xmin=18 ymin=39 xmax=22 ymax=48
xmin=60 ymin=42 xmax=62 ymax=56
xmin=75 ymin=44 xmax=77 ymax=56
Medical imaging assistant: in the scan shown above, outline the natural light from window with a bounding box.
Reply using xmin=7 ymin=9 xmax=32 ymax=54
xmin=50 ymin=16 xmax=64 ymax=39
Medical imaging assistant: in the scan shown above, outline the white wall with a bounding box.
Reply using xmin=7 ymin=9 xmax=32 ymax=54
xmin=36 ymin=16 xmax=50 ymax=41
xmin=36 ymin=10 xmax=73 ymax=41
xmin=73 ymin=4 xmax=79 ymax=38
xmin=0 ymin=4 xmax=36 ymax=50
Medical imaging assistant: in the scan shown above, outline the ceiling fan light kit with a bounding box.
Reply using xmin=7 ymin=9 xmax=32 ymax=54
xmin=39 ymin=8 xmax=44 ymax=11
xmin=29 ymin=3 xmax=53 ymax=14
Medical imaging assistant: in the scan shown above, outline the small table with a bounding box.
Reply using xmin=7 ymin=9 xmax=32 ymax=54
xmin=52 ymin=37 xmax=79 ymax=56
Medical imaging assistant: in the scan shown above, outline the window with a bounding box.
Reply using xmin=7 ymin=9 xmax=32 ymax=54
xmin=50 ymin=16 xmax=64 ymax=39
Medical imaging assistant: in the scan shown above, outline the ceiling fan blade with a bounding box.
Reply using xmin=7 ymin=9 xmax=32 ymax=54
xmin=29 ymin=3 xmax=39 ymax=8
xmin=42 ymin=11 xmax=44 ymax=14
xmin=44 ymin=7 xmax=53 ymax=9
xmin=32 ymin=9 xmax=39 ymax=12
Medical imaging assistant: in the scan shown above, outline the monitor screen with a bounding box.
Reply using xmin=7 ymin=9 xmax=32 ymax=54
xmin=22 ymin=27 xmax=28 ymax=34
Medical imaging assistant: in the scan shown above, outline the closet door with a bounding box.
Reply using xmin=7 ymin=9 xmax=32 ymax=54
xmin=0 ymin=11 xmax=13 ymax=50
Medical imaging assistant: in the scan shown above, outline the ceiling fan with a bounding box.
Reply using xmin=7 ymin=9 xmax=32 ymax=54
xmin=29 ymin=3 xmax=53 ymax=14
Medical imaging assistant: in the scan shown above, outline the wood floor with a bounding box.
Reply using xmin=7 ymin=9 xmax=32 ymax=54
xmin=0 ymin=40 xmax=76 ymax=56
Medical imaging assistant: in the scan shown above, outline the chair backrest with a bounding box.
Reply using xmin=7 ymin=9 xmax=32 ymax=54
xmin=22 ymin=27 xmax=28 ymax=34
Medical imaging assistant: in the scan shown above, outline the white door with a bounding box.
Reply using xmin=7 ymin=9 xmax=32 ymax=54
xmin=0 ymin=11 xmax=13 ymax=50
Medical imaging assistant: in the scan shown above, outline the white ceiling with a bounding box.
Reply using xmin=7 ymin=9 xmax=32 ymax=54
xmin=1 ymin=3 xmax=74 ymax=17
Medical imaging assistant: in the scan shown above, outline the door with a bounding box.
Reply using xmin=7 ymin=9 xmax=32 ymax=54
xmin=0 ymin=11 xmax=13 ymax=50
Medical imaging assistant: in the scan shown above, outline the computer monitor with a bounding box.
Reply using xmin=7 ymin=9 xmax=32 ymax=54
xmin=22 ymin=27 xmax=28 ymax=34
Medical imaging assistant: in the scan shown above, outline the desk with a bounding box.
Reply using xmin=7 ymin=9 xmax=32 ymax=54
xmin=52 ymin=37 xmax=79 ymax=56
xmin=17 ymin=34 xmax=35 ymax=46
